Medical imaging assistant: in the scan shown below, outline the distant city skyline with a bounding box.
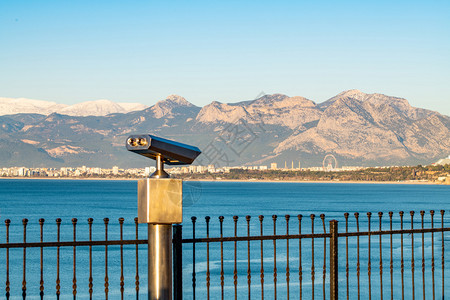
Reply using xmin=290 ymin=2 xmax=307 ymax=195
xmin=1 ymin=0 xmax=449 ymax=115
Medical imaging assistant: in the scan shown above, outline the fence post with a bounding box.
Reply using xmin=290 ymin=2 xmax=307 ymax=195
xmin=330 ymin=220 xmax=339 ymax=300
xmin=173 ymin=224 xmax=183 ymax=300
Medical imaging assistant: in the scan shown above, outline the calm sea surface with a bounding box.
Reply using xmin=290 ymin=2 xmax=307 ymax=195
xmin=0 ymin=179 xmax=449 ymax=299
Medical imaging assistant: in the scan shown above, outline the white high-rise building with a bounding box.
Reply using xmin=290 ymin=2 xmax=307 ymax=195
xmin=18 ymin=167 xmax=26 ymax=176
xmin=112 ymin=166 xmax=119 ymax=175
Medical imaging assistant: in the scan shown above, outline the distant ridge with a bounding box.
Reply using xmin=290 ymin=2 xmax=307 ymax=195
xmin=0 ymin=91 xmax=448 ymax=168
xmin=0 ymin=91 xmax=448 ymax=117
xmin=0 ymin=97 xmax=67 ymax=116
xmin=0 ymin=97 xmax=148 ymax=116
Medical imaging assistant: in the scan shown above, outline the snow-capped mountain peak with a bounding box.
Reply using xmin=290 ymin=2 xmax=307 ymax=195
xmin=57 ymin=99 xmax=127 ymax=116
xmin=0 ymin=97 xmax=68 ymax=115
xmin=0 ymin=97 xmax=149 ymax=116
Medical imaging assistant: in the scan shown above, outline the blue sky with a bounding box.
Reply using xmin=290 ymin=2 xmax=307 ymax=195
xmin=1 ymin=0 xmax=449 ymax=115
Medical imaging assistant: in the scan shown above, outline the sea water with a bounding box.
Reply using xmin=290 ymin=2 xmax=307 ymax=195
xmin=0 ymin=179 xmax=449 ymax=299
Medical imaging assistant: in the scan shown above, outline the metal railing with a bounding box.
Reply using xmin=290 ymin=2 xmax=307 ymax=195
xmin=179 ymin=210 xmax=449 ymax=299
xmin=1 ymin=217 xmax=146 ymax=299
xmin=1 ymin=210 xmax=449 ymax=299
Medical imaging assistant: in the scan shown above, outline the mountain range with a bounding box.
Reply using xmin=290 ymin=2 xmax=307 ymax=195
xmin=0 ymin=90 xmax=449 ymax=168
xmin=0 ymin=97 xmax=148 ymax=116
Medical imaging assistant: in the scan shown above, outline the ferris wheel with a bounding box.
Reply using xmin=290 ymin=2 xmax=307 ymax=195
xmin=322 ymin=154 xmax=338 ymax=171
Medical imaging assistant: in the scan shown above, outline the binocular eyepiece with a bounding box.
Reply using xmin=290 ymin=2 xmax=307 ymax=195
xmin=127 ymin=137 xmax=148 ymax=147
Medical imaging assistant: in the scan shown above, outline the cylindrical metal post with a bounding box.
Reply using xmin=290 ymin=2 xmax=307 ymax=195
xmin=151 ymin=155 xmax=169 ymax=179
xmin=330 ymin=220 xmax=339 ymax=300
xmin=148 ymin=224 xmax=173 ymax=300
xmin=148 ymin=155 xmax=173 ymax=300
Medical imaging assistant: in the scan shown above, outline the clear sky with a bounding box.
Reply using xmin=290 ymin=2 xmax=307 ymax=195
xmin=1 ymin=0 xmax=449 ymax=115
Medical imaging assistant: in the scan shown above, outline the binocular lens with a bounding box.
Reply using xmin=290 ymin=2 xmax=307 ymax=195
xmin=127 ymin=137 xmax=148 ymax=147
xmin=138 ymin=138 xmax=148 ymax=146
xmin=127 ymin=138 xmax=138 ymax=147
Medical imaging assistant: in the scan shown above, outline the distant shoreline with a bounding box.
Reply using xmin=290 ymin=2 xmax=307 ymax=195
xmin=189 ymin=179 xmax=444 ymax=185
xmin=0 ymin=177 xmax=446 ymax=185
xmin=0 ymin=177 xmax=137 ymax=181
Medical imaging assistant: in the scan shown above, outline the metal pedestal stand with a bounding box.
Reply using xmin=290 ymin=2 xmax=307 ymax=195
xmin=140 ymin=155 xmax=182 ymax=300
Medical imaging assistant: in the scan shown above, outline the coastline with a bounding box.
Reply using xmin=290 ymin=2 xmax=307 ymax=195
xmin=0 ymin=177 xmax=137 ymax=181
xmin=0 ymin=177 xmax=446 ymax=185
xmin=189 ymin=179 xmax=444 ymax=185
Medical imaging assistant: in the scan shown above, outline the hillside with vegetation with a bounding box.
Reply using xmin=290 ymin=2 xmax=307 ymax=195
xmin=174 ymin=164 xmax=450 ymax=184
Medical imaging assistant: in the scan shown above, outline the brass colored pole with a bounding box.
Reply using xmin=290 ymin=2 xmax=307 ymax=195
xmin=148 ymin=224 xmax=172 ymax=300
xmin=148 ymin=155 xmax=172 ymax=300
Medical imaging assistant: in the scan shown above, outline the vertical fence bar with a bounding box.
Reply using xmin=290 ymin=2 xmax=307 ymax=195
xmin=298 ymin=214 xmax=303 ymax=300
xmin=88 ymin=218 xmax=93 ymax=299
xmin=259 ymin=215 xmax=264 ymax=300
xmin=311 ymin=214 xmax=315 ymax=300
xmin=420 ymin=210 xmax=425 ymax=300
xmin=56 ymin=218 xmax=61 ymax=300
xmin=233 ymin=216 xmax=239 ymax=300
xmin=329 ymin=220 xmax=338 ymax=300
xmin=344 ymin=213 xmax=349 ymax=300
xmin=440 ymin=210 xmax=445 ymax=298
xmin=104 ymin=218 xmax=109 ymax=300
xmin=5 ymin=219 xmax=10 ymax=300
xmin=39 ymin=218 xmax=45 ymax=300
xmin=355 ymin=213 xmax=360 ymax=300
xmin=205 ymin=216 xmax=211 ymax=300
xmin=134 ymin=217 xmax=139 ymax=300
xmin=119 ymin=218 xmax=125 ymax=300
xmin=22 ymin=218 xmax=28 ymax=300
xmin=430 ymin=210 xmax=435 ymax=300
xmin=367 ymin=212 xmax=372 ymax=300
xmin=246 ymin=215 xmax=252 ymax=300
xmin=378 ymin=212 xmax=383 ymax=300
xmin=219 ymin=216 xmax=224 ymax=300
xmin=389 ymin=211 xmax=393 ymax=300
xmin=273 ymin=215 xmax=278 ymax=300
xmin=72 ymin=218 xmax=77 ymax=300
xmin=173 ymin=224 xmax=183 ymax=300
xmin=410 ymin=211 xmax=415 ymax=300
xmin=191 ymin=216 xmax=197 ymax=300
xmin=285 ymin=215 xmax=290 ymax=300
xmin=400 ymin=211 xmax=404 ymax=300
xmin=321 ymin=214 xmax=326 ymax=300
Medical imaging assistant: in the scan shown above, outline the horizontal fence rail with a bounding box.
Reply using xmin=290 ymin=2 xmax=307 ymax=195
xmin=1 ymin=210 xmax=449 ymax=299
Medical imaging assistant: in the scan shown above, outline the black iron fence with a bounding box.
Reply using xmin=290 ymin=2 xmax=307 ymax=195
xmin=1 ymin=217 xmax=146 ymax=299
xmin=1 ymin=210 xmax=449 ymax=299
xmin=181 ymin=210 xmax=450 ymax=299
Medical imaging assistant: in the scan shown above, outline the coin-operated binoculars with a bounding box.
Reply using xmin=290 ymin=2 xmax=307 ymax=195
xmin=126 ymin=134 xmax=201 ymax=300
